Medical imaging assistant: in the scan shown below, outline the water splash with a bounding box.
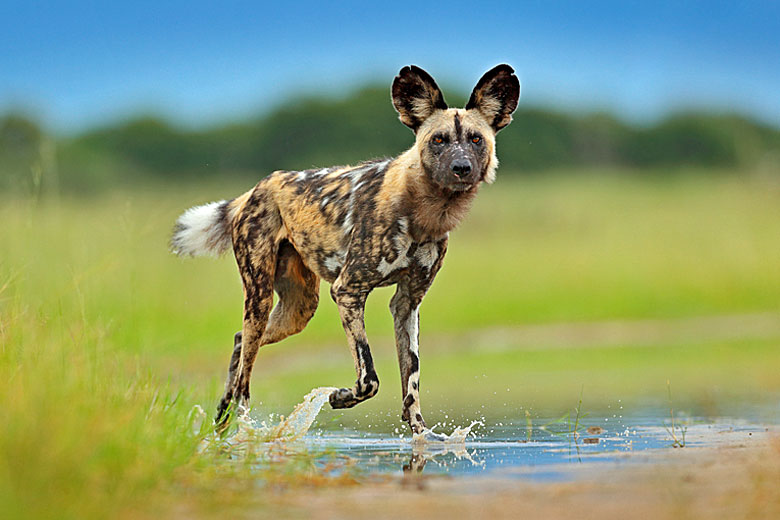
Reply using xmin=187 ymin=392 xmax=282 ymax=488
xmin=199 ymin=386 xmax=337 ymax=454
xmin=256 ymin=386 xmax=338 ymax=441
xmin=198 ymin=387 xmax=483 ymax=459
xmin=412 ymin=420 xmax=482 ymax=445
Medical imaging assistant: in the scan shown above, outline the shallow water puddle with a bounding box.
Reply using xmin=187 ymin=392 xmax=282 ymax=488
xmin=306 ymin=421 xmax=769 ymax=480
xmin=199 ymin=387 xmax=773 ymax=481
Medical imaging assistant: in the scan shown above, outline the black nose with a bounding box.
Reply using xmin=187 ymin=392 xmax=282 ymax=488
xmin=451 ymin=160 xmax=471 ymax=178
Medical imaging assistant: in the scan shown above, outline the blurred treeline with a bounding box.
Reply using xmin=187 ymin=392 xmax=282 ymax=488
xmin=2 ymin=85 xmax=780 ymax=194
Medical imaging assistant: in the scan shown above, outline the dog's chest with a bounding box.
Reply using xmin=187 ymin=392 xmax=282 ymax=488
xmin=312 ymin=219 xmax=441 ymax=286
xmin=365 ymin=219 xmax=443 ymax=286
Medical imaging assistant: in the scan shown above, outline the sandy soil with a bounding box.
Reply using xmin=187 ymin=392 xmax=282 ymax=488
xmin=258 ymin=432 xmax=780 ymax=520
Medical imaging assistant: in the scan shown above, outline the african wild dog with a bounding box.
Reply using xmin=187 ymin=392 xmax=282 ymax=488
xmin=171 ymin=64 xmax=520 ymax=434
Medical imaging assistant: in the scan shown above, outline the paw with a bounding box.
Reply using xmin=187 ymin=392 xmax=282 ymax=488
xmin=329 ymin=388 xmax=359 ymax=409
xmin=215 ymin=396 xmax=234 ymax=429
xmin=406 ymin=411 xmax=427 ymax=434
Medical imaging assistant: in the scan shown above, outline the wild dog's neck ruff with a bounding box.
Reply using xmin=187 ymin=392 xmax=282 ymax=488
xmin=392 ymin=147 xmax=480 ymax=240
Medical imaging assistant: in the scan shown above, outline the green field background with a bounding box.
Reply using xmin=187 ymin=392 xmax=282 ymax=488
xmin=2 ymin=170 xmax=780 ymax=517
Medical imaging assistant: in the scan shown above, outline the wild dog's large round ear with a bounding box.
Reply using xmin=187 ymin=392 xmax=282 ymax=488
xmin=392 ymin=65 xmax=448 ymax=133
xmin=465 ymin=64 xmax=520 ymax=133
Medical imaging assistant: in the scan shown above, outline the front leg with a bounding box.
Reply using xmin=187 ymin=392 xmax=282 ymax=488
xmin=390 ymin=238 xmax=448 ymax=434
xmin=390 ymin=286 xmax=425 ymax=433
xmin=329 ymin=282 xmax=380 ymax=408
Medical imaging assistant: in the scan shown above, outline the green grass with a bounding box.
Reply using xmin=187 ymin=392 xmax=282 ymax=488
xmin=1 ymin=168 xmax=780 ymax=518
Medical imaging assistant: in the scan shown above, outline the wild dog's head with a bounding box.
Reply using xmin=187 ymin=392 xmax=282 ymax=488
xmin=392 ymin=64 xmax=520 ymax=191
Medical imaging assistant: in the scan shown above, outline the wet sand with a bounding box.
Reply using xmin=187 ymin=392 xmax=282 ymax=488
xmin=261 ymin=431 xmax=780 ymax=520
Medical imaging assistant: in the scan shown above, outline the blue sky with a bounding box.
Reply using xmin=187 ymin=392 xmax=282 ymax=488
xmin=2 ymin=1 xmax=778 ymax=132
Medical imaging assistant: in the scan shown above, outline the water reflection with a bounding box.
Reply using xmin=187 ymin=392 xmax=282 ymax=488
xmin=403 ymin=443 xmax=484 ymax=474
xmin=402 ymin=452 xmax=426 ymax=474
xmin=304 ymin=420 xmax=769 ymax=481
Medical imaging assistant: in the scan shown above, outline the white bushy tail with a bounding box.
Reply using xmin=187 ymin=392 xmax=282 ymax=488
xmin=170 ymin=200 xmax=233 ymax=257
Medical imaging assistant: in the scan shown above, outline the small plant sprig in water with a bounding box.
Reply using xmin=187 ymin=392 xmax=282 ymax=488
xmin=540 ymin=386 xmax=590 ymax=438
xmin=664 ymin=380 xmax=688 ymax=448
xmin=570 ymin=386 xmax=587 ymax=437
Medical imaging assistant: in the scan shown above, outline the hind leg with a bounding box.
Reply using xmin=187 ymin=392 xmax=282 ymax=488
xmin=216 ymin=332 xmax=243 ymax=429
xmin=259 ymin=240 xmax=320 ymax=346
xmin=216 ymin=240 xmax=319 ymax=425
xmin=215 ymin=269 xmax=275 ymax=425
xmin=236 ymin=242 xmax=319 ymax=402
xmin=220 ymin=330 xmax=243 ymax=408
xmin=215 ymin=189 xmax=279 ymax=425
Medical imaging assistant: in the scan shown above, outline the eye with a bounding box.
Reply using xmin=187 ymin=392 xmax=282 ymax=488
xmin=432 ymin=136 xmax=444 ymax=144
xmin=471 ymin=136 xmax=482 ymax=144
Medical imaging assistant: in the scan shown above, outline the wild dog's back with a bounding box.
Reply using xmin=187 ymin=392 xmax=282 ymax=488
xmin=261 ymin=159 xmax=392 ymax=282
xmin=170 ymin=158 xmax=394 ymax=283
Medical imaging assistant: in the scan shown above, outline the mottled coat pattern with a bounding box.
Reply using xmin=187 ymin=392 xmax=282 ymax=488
xmin=171 ymin=64 xmax=520 ymax=434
